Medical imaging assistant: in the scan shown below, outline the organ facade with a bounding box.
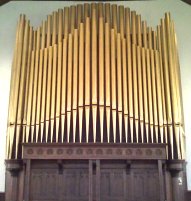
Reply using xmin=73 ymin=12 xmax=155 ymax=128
xmin=5 ymin=3 xmax=187 ymax=201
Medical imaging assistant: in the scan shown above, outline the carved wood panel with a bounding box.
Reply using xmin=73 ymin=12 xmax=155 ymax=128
xmin=60 ymin=168 xmax=89 ymax=201
xmin=100 ymin=169 xmax=126 ymax=201
xmin=29 ymin=160 xmax=161 ymax=201
xmin=30 ymin=169 xmax=58 ymax=201
xmin=130 ymin=169 xmax=160 ymax=201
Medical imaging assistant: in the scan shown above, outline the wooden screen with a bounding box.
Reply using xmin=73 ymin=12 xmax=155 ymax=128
xmin=6 ymin=3 xmax=185 ymax=160
xmin=29 ymin=160 xmax=160 ymax=201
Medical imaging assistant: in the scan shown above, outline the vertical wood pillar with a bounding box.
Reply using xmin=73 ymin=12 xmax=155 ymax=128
xmin=96 ymin=160 xmax=101 ymax=201
xmin=24 ymin=160 xmax=31 ymax=201
xmin=89 ymin=160 xmax=93 ymax=201
xmin=158 ymin=160 xmax=165 ymax=201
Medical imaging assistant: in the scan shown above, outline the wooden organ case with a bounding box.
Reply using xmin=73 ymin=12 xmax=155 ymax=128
xmin=5 ymin=3 xmax=187 ymax=201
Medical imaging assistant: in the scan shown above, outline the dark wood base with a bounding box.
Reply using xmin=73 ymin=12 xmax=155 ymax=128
xmin=187 ymin=191 xmax=191 ymax=201
xmin=5 ymin=143 xmax=187 ymax=201
xmin=0 ymin=193 xmax=5 ymax=201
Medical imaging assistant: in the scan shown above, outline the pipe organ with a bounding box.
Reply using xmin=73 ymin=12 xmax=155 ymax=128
xmin=5 ymin=3 xmax=188 ymax=201
xmin=6 ymin=3 xmax=185 ymax=160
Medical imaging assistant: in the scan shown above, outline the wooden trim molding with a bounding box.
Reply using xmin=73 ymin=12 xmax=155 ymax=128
xmin=22 ymin=143 xmax=167 ymax=160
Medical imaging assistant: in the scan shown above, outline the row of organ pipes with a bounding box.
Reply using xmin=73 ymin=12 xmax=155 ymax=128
xmin=6 ymin=3 xmax=185 ymax=160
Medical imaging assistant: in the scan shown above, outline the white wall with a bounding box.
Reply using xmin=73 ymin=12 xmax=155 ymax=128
xmin=0 ymin=0 xmax=191 ymax=191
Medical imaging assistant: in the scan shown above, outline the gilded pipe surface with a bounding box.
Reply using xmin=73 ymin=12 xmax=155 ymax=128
xmin=6 ymin=3 xmax=185 ymax=160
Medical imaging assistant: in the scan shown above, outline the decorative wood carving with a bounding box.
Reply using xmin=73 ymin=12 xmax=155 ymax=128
xmin=23 ymin=143 xmax=167 ymax=160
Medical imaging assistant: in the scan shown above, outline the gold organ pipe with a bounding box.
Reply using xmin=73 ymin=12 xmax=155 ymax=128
xmin=92 ymin=8 xmax=97 ymax=105
xmin=8 ymin=21 xmax=20 ymax=125
xmin=105 ymin=22 xmax=111 ymax=142
xmin=136 ymin=14 xmax=143 ymax=142
xmin=36 ymin=27 xmax=41 ymax=50
xmin=153 ymin=30 xmax=157 ymax=50
xmin=156 ymin=25 xmax=167 ymax=143
xmin=165 ymin=13 xmax=180 ymax=158
xmin=12 ymin=15 xmax=25 ymax=125
xmin=70 ymin=6 xmax=76 ymax=34
xmin=77 ymin=4 xmax=83 ymax=28
xmin=67 ymin=34 xmax=73 ymax=142
xmin=7 ymin=19 xmax=20 ymax=156
xmin=161 ymin=18 xmax=174 ymax=158
xmin=10 ymin=16 xmax=25 ymax=158
xmin=51 ymin=45 xmax=58 ymax=142
xmin=119 ymin=6 xmax=124 ymax=38
xmin=40 ymin=48 xmax=48 ymax=142
xmin=85 ymin=17 xmax=90 ymax=142
xmin=131 ymin=11 xmax=136 ymax=45
xmin=23 ymin=26 xmax=33 ymax=142
xmin=46 ymin=46 xmax=53 ymax=142
xmin=73 ymin=29 xmax=79 ymax=142
xmin=58 ymin=9 xmax=63 ymax=42
xmin=61 ymin=38 xmax=67 ymax=142
xmin=155 ymin=51 xmax=164 ymax=143
xmin=137 ymin=46 xmax=144 ymax=142
xmin=74 ymin=43 xmax=80 ymax=100
xmin=36 ymin=49 xmax=43 ymax=142
xmin=137 ymin=15 xmax=142 ymax=47
xmin=99 ymin=17 xmax=104 ymax=106
xmin=78 ymin=23 xmax=84 ymax=142
xmin=111 ymin=29 xmax=117 ymax=142
xmin=171 ymin=21 xmax=185 ymax=158
xmin=99 ymin=17 xmax=104 ymax=142
xmin=132 ymin=44 xmax=139 ymax=142
xmin=117 ymin=33 xmax=123 ymax=142
xmin=105 ymin=3 xmax=110 ymax=24
xmin=56 ymin=42 xmax=62 ymax=142
xmin=41 ymin=21 xmax=46 ymax=49
xmin=150 ymin=49 xmax=159 ymax=142
xmin=159 ymin=51 xmax=168 ymax=145
xmin=146 ymin=49 xmax=154 ymax=143
xmin=84 ymin=3 xmax=90 ymax=19
xmin=46 ymin=15 xmax=51 ymax=47
xmin=92 ymin=7 xmax=97 ymax=142
xmin=148 ymin=27 xmax=152 ymax=49
xmin=26 ymin=51 xmax=35 ymax=142
xmin=125 ymin=8 xmax=134 ymax=142
xmin=122 ymin=38 xmax=128 ymax=142
xmin=105 ymin=8 xmax=111 ymax=149
xmin=172 ymin=22 xmax=183 ymax=124
xmin=112 ymin=4 xmax=117 ymax=33
xmin=52 ymin=12 xmax=57 ymax=46
xmin=141 ymin=48 xmax=149 ymax=142
xmin=32 ymin=43 xmax=41 ymax=143
xmin=161 ymin=19 xmax=172 ymax=122
xmin=64 ymin=7 xmax=69 ymax=38
xmin=142 ymin=21 xmax=148 ymax=49
xmin=98 ymin=3 xmax=103 ymax=17
xmin=33 ymin=30 xmax=37 ymax=51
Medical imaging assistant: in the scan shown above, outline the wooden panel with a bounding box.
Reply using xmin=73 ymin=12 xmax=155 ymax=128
xmin=30 ymin=169 xmax=58 ymax=201
xmin=28 ymin=159 xmax=162 ymax=201
xmin=23 ymin=143 xmax=167 ymax=160
xmin=131 ymin=168 xmax=160 ymax=201
xmin=100 ymin=169 xmax=125 ymax=201
xmin=61 ymin=169 xmax=89 ymax=201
